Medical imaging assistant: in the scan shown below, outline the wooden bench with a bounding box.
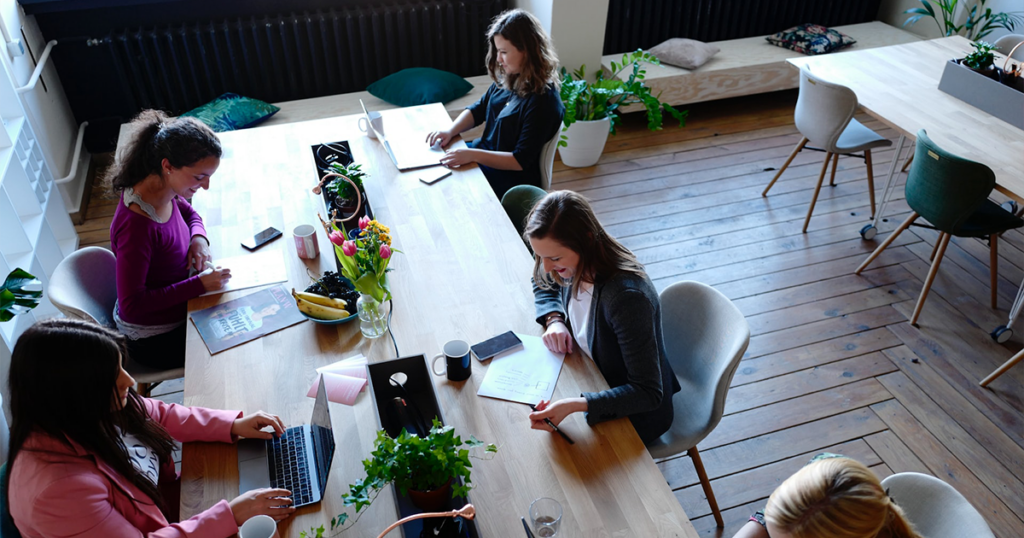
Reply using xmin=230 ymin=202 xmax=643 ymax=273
xmin=601 ymin=22 xmax=921 ymax=111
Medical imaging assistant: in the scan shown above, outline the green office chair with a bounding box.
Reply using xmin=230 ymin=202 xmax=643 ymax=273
xmin=856 ymin=130 xmax=1024 ymax=325
xmin=1 ymin=463 xmax=20 ymax=538
xmin=501 ymin=185 xmax=547 ymax=246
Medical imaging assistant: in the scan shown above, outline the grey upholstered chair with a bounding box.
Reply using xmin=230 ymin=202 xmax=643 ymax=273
xmin=501 ymin=185 xmax=548 ymax=245
xmin=994 ymin=34 xmax=1024 ymax=60
xmin=763 ymin=68 xmax=893 ymax=233
xmin=48 ymin=246 xmax=183 ymax=396
xmin=539 ymin=127 xmax=562 ymax=191
xmin=648 ymin=281 xmax=751 ymax=527
xmin=881 ymin=473 xmax=995 ymax=538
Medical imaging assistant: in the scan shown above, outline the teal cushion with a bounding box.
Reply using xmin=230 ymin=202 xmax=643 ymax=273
xmin=367 ymin=68 xmax=473 ymax=107
xmin=180 ymin=93 xmax=280 ymax=133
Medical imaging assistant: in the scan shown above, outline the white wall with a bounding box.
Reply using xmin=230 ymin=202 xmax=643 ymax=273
xmin=878 ymin=0 xmax=1021 ymax=41
xmin=512 ymin=0 xmax=611 ymax=78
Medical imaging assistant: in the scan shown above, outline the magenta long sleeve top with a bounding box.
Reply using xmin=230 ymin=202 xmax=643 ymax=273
xmin=110 ymin=195 xmax=208 ymax=326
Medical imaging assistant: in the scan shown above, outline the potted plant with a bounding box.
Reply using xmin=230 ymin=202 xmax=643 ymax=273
xmin=558 ymin=50 xmax=688 ymax=168
xmin=323 ymin=162 xmax=369 ymax=223
xmin=903 ymin=0 xmax=1023 ymax=40
xmin=960 ymin=40 xmax=997 ymax=76
xmin=1 ymin=268 xmax=42 ymax=322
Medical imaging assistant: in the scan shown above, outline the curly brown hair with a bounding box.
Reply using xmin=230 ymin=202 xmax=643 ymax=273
xmin=106 ymin=109 xmax=221 ymax=192
xmin=485 ymin=9 xmax=560 ymax=96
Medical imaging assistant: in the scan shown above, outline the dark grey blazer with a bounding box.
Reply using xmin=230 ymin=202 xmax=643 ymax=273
xmin=533 ymin=271 xmax=681 ymax=445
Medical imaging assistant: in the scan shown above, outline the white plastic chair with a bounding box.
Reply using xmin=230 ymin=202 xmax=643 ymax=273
xmin=647 ymin=281 xmax=751 ymax=527
xmin=994 ymin=34 xmax=1024 ymax=60
xmin=539 ymin=127 xmax=562 ymax=191
xmin=762 ymin=69 xmax=893 ymax=232
xmin=48 ymin=247 xmax=183 ymax=395
xmin=881 ymin=473 xmax=995 ymax=538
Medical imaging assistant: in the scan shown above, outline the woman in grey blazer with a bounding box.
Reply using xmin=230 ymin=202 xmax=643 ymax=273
xmin=525 ymin=191 xmax=681 ymax=445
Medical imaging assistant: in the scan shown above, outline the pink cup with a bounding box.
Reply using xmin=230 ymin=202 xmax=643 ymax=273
xmin=293 ymin=224 xmax=319 ymax=259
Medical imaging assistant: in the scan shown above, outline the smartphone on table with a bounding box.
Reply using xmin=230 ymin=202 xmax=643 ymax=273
xmin=471 ymin=331 xmax=524 ymax=362
xmin=241 ymin=227 xmax=282 ymax=251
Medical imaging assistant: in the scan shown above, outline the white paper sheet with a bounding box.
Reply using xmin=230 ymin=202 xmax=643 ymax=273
xmin=317 ymin=355 xmax=368 ymax=391
xmin=477 ymin=334 xmax=565 ymax=405
xmin=198 ymin=250 xmax=288 ymax=297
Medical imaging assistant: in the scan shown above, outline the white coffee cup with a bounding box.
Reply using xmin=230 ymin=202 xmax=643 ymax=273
xmin=293 ymin=224 xmax=319 ymax=260
xmin=239 ymin=515 xmax=278 ymax=538
xmin=358 ymin=116 xmax=378 ymax=139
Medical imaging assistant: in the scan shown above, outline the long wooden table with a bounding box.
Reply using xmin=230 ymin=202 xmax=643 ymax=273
xmin=788 ymin=36 xmax=1024 ymax=354
xmin=181 ymin=103 xmax=697 ymax=537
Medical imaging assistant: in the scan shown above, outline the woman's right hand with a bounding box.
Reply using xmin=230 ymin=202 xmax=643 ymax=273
xmin=425 ymin=129 xmax=453 ymax=149
xmin=230 ymin=488 xmax=295 ymax=524
xmin=542 ymin=320 xmax=574 ymax=354
xmin=199 ymin=265 xmax=232 ymax=292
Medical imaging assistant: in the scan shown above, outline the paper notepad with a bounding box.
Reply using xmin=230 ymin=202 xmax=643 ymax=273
xmin=477 ymin=334 xmax=565 ymax=405
xmin=199 ymin=249 xmax=288 ymax=297
xmin=307 ymin=355 xmax=369 ymax=405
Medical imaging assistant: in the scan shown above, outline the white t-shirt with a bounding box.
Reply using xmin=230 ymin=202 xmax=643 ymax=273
xmin=566 ymin=281 xmax=595 ymax=361
xmin=118 ymin=428 xmax=160 ymax=487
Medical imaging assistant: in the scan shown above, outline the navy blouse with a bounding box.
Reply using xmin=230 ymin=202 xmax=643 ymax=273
xmin=465 ymin=82 xmax=564 ymax=198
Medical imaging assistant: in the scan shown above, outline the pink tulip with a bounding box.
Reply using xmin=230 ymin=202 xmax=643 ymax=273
xmin=379 ymin=244 xmax=392 ymax=259
xmin=358 ymin=216 xmax=371 ymax=230
xmin=341 ymin=240 xmax=357 ymax=257
xmin=329 ymin=231 xmax=345 ymax=246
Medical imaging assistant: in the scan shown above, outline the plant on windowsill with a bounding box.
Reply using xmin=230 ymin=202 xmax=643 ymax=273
xmin=902 ymin=0 xmax=1023 ymax=41
xmin=558 ymin=50 xmax=688 ymax=168
xmin=1 ymin=268 xmax=42 ymax=322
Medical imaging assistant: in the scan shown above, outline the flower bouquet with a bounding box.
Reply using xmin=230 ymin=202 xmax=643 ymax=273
xmin=320 ymin=214 xmax=399 ymax=338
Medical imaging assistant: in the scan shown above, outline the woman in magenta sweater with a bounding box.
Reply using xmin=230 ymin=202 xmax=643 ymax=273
xmin=6 ymin=319 xmax=294 ymax=537
xmin=109 ymin=110 xmax=232 ymax=369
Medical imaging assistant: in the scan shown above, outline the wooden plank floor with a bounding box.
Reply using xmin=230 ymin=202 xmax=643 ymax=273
xmin=76 ymin=90 xmax=1024 ymax=537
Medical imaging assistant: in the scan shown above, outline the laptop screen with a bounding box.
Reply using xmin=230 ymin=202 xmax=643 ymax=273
xmin=310 ymin=375 xmax=336 ymax=494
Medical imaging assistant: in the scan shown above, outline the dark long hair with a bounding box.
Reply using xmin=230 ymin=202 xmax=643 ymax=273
xmin=6 ymin=319 xmax=176 ymax=513
xmin=524 ymin=190 xmax=645 ymax=299
xmin=107 ymin=109 xmax=222 ymax=192
xmin=485 ymin=9 xmax=560 ymax=96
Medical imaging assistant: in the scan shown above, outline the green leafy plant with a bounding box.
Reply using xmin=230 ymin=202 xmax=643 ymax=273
xmin=559 ymin=50 xmax=687 ymax=147
xmin=903 ymin=0 xmax=1023 ymax=41
xmin=326 ymin=162 xmax=367 ymax=203
xmin=962 ymin=40 xmax=998 ymax=70
xmin=1 ymin=268 xmax=42 ymax=322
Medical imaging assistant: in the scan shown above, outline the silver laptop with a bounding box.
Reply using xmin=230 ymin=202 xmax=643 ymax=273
xmin=360 ymin=99 xmax=447 ymax=170
xmin=237 ymin=375 xmax=336 ymax=507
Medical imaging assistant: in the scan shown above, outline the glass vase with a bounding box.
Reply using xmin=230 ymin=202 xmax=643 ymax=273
xmin=357 ymin=293 xmax=387 ymax=339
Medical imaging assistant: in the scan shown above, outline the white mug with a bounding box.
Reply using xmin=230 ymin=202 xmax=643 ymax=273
xmin=239 ymin=515 xmax=278 ymax=538
xmin=293 ymin=224 xmax=319 ymax=260
xmin=358 ymin=116 xmax=378 ymax=139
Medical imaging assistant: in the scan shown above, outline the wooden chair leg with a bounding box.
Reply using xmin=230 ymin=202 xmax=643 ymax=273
xmin=981 ymin=348 xmax=1024 ymax=387
xmin=856 ymin=212 xmax=919 ymax=274
xmin=803 ymin=152 xmax=833 ymax=233
xmin=828 ymin=153 xmax=839 ymax=186
xmin=910 ymin=232 xmax=951 ymax=326
xmin=689 ymin=446 xmax=723 ymax=528
xmin=763 ymin=137 xmax=809 ymax=197
xmin=901 ymin=154 xmax=914 ymax=173
xmin=864 ymin=150 xmax=876 ymax=219
xmin=136 ymin=382 xmax=151 ymax=398
xmin=929 ymin=236 xmax=942 ymax=262
xmin=990 ymin=234 xmax=998 ymax=309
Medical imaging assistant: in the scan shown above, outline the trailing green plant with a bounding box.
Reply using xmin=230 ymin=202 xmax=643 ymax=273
xmin=903 ymin=0 xmax=1023 ymax=41
xmin=1 ymin=268 xmax=42 ymax=322
xmin=559 ymin=50 xmax=687 ymax=147
xmin=962 ymin=40 xmax=998 ymax=69
xmin=301 ymin=420 xmax=497 ymax=537
xmin=326 ymin=162 xmax=367 ymax=202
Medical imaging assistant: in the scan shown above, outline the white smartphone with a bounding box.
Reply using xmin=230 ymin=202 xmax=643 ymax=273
xmin=420 ymin=167 xmax=452 ymax=185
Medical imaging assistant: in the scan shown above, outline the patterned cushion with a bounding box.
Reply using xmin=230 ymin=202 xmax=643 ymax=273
xmin=367 ymin=67 xmax=473 ymax=107
xmin=765 ymin=24 xmax=856 ymax=56
xmin=180 ymin=93 xmax=280 ymax=133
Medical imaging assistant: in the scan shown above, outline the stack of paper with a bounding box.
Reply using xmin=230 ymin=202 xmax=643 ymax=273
xmin=477 ymin=334 xmax=565 ymax=405
xmin=307 ymin=355 xmax=369 ymax=405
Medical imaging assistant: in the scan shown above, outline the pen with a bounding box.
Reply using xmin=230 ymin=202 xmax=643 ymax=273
xmin=521 ymin=516 xmax=535 ymax=538
xmin=528 ymin=403 xmax=575 ymax=445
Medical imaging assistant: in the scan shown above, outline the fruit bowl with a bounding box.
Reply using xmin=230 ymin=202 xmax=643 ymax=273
xmin=299 ymin=309 xmax=358 ymax=325
xmin=298 ymin=271 xmax=361 ymax=325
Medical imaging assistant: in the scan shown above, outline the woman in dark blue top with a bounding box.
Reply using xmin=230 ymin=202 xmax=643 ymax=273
xmin=426 ymin=9 xmax=565 ymax=199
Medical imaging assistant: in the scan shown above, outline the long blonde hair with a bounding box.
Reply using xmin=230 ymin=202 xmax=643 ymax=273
xmin=766 ymin=458 xmax=920 ymax=538
xmin=484 ymin=9 xmax=559 ymax=96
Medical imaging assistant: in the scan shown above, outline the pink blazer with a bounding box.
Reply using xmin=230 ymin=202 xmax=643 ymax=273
xmin=9 ymin=399 xmax=243 ymax=538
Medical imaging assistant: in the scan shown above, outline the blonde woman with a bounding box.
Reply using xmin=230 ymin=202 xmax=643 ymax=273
xmin=426 ymin=9 xmax=564 ymax=198
xmin=734 ymin=454 xmax=921 ymax=538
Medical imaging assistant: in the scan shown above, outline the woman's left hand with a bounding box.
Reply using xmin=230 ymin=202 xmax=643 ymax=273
xmin=440 ymin=148 xmax=476 ymax=169
xmin=188 ymin=236 xmax=212 ymax=272
xmin=232 ymin=411 xmax=286 ymax=440
xmin=528 ymin=398 xmax=587 ymax=431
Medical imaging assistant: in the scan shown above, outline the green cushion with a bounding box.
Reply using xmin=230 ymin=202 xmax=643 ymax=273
xmin=180 ymin=93 xmax=280 ymax=133
xmin=367 ymin=68 xmax=473 ymax=107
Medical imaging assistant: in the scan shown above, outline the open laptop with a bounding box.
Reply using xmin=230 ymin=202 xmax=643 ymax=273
xmin=237 ymin=375 xmax=336 ymax=507
xmin=360 ymin=99 xmax=447 ymax=171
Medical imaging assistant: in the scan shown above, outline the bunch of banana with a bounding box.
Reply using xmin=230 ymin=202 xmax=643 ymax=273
xmin=292 ymin=288 xmax=351 ymax=320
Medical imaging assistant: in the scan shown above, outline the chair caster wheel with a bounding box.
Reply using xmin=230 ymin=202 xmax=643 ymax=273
xmin=860 ymin=224 xmax=878 ymax=240
xmin=991 ymin=325 xmax=1013 ymax=344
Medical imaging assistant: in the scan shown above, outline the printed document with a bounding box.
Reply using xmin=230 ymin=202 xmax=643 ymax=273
xmin=477 ymin=334 xmax=565 ymax=405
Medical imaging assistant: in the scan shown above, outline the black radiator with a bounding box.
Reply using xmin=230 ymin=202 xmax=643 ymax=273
xmin=603 ymin=0 xmax=882 ymax=54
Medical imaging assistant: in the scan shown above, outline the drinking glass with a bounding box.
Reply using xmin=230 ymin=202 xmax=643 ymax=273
xmin=530 ymin=497 xmax=562 ymax=537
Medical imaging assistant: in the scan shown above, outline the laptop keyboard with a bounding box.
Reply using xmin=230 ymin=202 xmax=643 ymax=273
xmin=268 ymin=428 xmax=314 ymax=505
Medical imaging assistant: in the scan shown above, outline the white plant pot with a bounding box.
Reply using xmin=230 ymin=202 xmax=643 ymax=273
xmin=558 ymin=117 xmax=611 ymax=168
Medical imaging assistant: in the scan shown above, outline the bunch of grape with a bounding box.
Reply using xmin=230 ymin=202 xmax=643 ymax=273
xmin=305 ymin=271 xmax=360 ymax=307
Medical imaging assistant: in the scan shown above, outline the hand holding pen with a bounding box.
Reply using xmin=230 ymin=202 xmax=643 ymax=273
xmin=198 ymin=260 xmax=232 ymax=292
xmin=528 ymin=401 xmax=575 ymax=445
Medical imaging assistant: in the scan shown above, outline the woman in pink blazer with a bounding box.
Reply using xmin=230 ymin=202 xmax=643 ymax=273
xmin=6 ymin=319 xmax=296 ymax=537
